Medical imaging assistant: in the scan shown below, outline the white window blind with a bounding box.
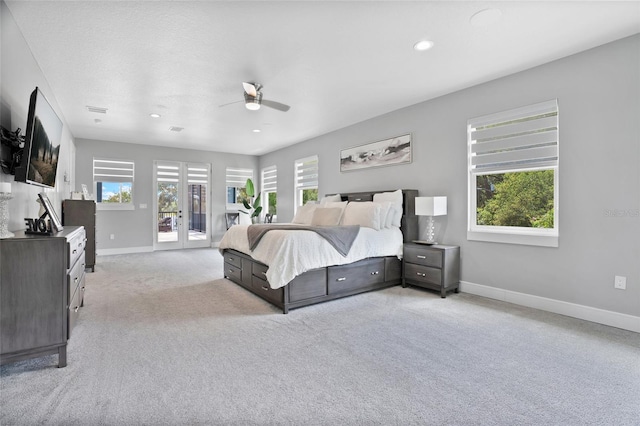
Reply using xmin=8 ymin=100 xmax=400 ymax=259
xmin=225 ymin=167 xmax=253 ymax=187
xmin=469 ymin=99 xmax=558 ymax=173
xmin=295 ymin=155 xmax=318 ymax=190
xmin=93 ymin=158 xmax=135 ymax=183
xmin=261 ymin=165 xmax=277 ymax=192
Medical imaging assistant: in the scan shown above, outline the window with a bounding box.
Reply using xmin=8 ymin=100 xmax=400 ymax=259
xmin=225 ymin=167 xmax=253 ymax=207
xmin=468 ymin=99 xmax=559 ymax=247
xmin=294 ymin=155 xmax=318 ymax=210
xmin=261 ymin=165 xmax=277 ymax=219
xmin=93 ymin=158 xmax=135 ymax=210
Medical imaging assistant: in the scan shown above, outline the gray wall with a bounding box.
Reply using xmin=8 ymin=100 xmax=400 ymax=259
xmin=260 ymin=35 xmax=640 ymax=318
xmin=74 ymin=139 xmax=257 ymax=251
xmin=0 ymin=1 xmax=76 ymax=230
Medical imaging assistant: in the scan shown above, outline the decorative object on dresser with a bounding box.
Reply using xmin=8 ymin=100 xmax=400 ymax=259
xmin=0 ymin=226 xmax=86 ymax=368
xmin=63 ymin=199 xmax=97 ymax=272
xmin=340 ymin=134 xmax=412 ymax=172
xmin=0 ymin=182 xmax=14 ymax=238
xmin=402 ymin=242 xmax=460 ymax=298
xmin=414 ymin=196 xmax=447 ymax=245
xmin=221 ymin=189 xmax=418 ymax=313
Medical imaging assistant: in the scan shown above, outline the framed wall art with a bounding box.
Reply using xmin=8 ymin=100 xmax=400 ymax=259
xmin=340 ymin=133 xmax=412 ymax=172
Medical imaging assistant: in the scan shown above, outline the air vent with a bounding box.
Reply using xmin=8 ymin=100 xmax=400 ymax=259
xmin=169 ymin=126 xmax=184 ymax=132
xmin=86 ymin=105 xmax=108 ymax=114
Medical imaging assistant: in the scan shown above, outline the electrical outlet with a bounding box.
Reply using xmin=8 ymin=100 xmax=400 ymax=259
xmin=110 ymin=234 xmax=115 ymax=240
xmin=614 ymin=276 xmax=626 ymax=290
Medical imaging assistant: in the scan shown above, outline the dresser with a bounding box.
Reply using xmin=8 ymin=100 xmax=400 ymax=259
xmin=403 ymin=243 xmax=460 ymax=297
xmin=63 ymin=199 xmax=96 ymax=271
xmin=0 ymin=226 xmax=86 ymax=367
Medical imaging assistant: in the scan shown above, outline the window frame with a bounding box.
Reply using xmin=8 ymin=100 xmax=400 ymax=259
xmin=225 ymin=167 xmax=253 ymax=210
xmin=294 ymin=155 xmax=318 ymax=212
xmin=261 ymin=165 xmax=277 ymax=220
xmin=467 ymin=100 xmax=559 ymax=247
xmin=93 ymin=158 xmax=135 ymax=211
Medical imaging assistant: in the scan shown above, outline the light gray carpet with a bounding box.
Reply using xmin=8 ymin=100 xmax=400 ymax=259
xmin=1 ymin=248 xmax=639 ymax=425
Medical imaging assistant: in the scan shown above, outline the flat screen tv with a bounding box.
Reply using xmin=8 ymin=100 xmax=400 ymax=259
xmin=14 ymin=87 xmax=63 ymax=188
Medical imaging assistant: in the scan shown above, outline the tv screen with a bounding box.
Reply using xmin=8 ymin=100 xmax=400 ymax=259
xmin=14 ymin=87 xmax=63 ymax=188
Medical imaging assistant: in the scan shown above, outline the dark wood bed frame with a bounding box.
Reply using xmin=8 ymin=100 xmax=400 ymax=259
xmin=222 ymin=189 xmax=418 ymax=313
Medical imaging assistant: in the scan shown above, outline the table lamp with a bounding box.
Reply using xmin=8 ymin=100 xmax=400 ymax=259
xmin=414 ymin=196 xmax=447 ymax=245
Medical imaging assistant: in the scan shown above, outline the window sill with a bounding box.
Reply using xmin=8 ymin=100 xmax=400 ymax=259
xmin=467 ymin=230 xmax=558 ymax=247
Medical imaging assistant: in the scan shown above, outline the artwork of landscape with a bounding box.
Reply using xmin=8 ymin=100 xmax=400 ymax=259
xmin=340 ymin=134 xmax=412 ymax=172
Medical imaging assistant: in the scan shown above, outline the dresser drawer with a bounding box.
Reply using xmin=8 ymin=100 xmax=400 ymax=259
xmin=67 ymin=280 xmax=82 ymax=339
xmin=404 ymin=245 xmax=442 ymax=268
xmin=404 ymin=263 xmax=442 ymax=286
xmin=224 ymin=252 xmax=241 ymax=269
xmin=67 ymin=229 xmax=86 ymax=270
xmin=252 ymin=276 xmax=284 ymax=304
xmin=328 ymin=258 xmax=385 ymax=294
xmin=67 ymin=251 xmax=86 ymax=302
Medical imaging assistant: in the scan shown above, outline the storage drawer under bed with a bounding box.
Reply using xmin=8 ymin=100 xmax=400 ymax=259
xmin=327 ymin=258 xmax=385 ymax=294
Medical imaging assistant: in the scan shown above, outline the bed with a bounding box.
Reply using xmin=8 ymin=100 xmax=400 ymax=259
xmin=219 ymin=189 xmax=418 ymax=313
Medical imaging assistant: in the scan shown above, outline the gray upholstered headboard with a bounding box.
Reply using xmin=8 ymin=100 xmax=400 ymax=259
xmin=326 ymin=189 xmax=418 ymax=242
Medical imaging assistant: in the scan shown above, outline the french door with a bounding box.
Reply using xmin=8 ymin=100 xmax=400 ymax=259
xmin=153 ymin=161 xmax=211 ymax=250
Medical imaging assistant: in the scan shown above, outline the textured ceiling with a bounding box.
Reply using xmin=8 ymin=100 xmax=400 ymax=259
xmin=5 ymin=1 xmax=640 ymax=155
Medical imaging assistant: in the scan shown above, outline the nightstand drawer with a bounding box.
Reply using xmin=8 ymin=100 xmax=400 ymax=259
xmin=404 ymin=245 xmax=442 ymax=268
xmin=404 ymin=263 xmax=442 ymax=286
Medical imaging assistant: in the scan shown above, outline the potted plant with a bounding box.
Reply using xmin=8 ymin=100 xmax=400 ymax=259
xmin=240 ymin=178 xmax=262 ymax=223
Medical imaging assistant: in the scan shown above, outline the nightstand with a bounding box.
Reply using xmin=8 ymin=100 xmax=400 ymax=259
xmin=403 ymin=243 xmax=460 ymax=298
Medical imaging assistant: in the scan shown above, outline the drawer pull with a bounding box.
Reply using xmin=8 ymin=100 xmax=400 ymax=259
xmin=74 ymin=277 xmax=78 ymax=283
xmin=336 ymin=277 xmax=347 ymax=282
xmin=74 ymin=306 xmax=79 ymax=313
xmin=261 ymin=285 xmax=269 ymax=291
xmin=262 ymin=271 xmax=267 ymax=276
xmin=370 ymin=271 xmax=379 ymax=275
xmin=417 ymin=272 xmax=426 ymax=277
xmin=72 ymin=249 xmax=77 ymax=255
xmin=416 ymin=255 xmax=426 ymax=259
xmin=228 ymin=257 xmax=234 ymax=262
xmin=228 ymin=268 xmax=235 ymax=274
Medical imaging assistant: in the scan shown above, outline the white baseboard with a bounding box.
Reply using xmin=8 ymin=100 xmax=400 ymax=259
xmin=461 ymin=281 xmax=640 ymax=333
xmin=97 ymin=246 xmax=153 ymax=256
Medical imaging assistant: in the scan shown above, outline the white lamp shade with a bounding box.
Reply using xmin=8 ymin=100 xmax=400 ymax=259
xmin=415 ymin=196 xmax=447 ymax=216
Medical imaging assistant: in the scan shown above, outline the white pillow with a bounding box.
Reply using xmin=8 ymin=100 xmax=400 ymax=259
xmin=341 ymin=202 xmax=382 ymax=230
xmin=373 ymin=201 xmax=393 ymax=229
xmin=320 ymin=201 xmax=348 ymax=222
xmin=373 ymin=190 xmax=403 ymax=227
xmin=310 ymin=207 xmax=343 ymax=226
xmin=291 ymin=203 xmax=317 ymax=225
xmin=320 ymin=194 xmax=342 ymax=205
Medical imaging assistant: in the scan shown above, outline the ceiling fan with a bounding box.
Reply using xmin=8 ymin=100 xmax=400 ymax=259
xmin=219 ymin=82 xmax=291 ymax=112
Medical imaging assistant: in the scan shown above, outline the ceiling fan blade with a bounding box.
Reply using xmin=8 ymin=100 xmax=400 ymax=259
xmin=261 ymin=99 xmax=291 ymax=112
xmin=242 ymin=82 xmax=257 ymax=97
xmin=218 ymin=99 xmax=244 ymax=108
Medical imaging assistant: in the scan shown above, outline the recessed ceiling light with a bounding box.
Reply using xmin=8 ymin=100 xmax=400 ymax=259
xmin=149 ymin=113 xmax=161 ymax=118
xmin=470 ymin=8 xmax=502 ymax=27
xmin=252 ymin=129 xmax=261 ymax=133
xmin=413 ymin=40 xmax=434 ymax=52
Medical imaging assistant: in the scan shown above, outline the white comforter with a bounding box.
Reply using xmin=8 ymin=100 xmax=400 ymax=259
xmin=219 ymin=225 xmax=404 ymax=289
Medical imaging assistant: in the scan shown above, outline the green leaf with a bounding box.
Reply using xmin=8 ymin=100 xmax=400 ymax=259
xmin=252 ymin=206 xmax=263 ymax=218
xmin=242 ymin=199 xmax=252 ymax=210
xmin=245 ymin=178 xmax=255 ymax=198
